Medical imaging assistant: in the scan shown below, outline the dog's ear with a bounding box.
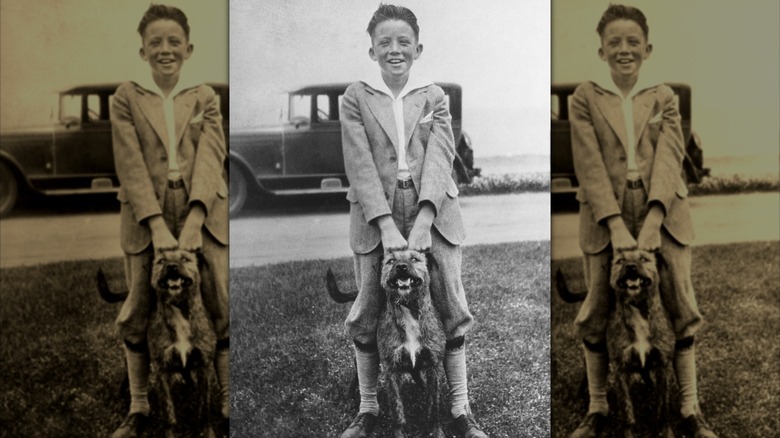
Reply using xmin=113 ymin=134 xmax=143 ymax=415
xmin=374 ymin=254 xmax=384 ymax=279
xmin=654 ymin=251 xmax=667 ymax=271
xmin=424 ymin=252 xmax=438 ymax=272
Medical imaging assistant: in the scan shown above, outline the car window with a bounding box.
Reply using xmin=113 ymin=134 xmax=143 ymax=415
xmin=316 ymin=95 xmax=332 ymax=122
xmin=60 ymin=94 xmax=81 ymax=124
xmin=86 ymin=94 xmax=102 ymax=122
xmin=289 ymin=94 xmax=311 ymax=123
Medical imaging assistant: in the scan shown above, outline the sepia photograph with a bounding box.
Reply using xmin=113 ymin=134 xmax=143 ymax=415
xmin=550 ymin=1 xmax=779 ymax=437
xmin=228 ymin=0 xmax=551 ymax=436
xmin=0 ymin=1 xmax=229 ymax=436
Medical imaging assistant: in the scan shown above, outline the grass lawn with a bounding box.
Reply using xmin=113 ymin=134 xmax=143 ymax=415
xmin=551 ymin=241 xmax=780 ymax=437
xmin=230 ymin=241 xmax=551 ymax=437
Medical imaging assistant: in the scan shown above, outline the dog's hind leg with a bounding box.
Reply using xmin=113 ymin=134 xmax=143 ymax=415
xmin=385 ymin=372 xmax=407 ymax=438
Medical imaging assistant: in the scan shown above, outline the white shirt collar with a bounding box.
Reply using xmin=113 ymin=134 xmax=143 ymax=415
xmin=362 ymin=69 xmax=433 ymax=100
xmin=591 ymin=69 xmax=660 ymax=99
xmin=133 ymin=71 xmax=199 ymax=99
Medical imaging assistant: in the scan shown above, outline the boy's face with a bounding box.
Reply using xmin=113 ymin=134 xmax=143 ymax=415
xmin=369 ymin=19 xmax=422 ymax=84
xmin=139 ymin=19 xmax=193 ymax=83
xmin=598 ymin=19 xmax=652 ymax=83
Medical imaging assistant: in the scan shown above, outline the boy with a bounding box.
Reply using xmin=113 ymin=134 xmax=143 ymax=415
xmin=568 ymin=4 xmax=717 ymax=438
xmin=339 ymin=4 xmax=488 ymax=438
xmin=109 ymin=5 xmax=229 ymax=437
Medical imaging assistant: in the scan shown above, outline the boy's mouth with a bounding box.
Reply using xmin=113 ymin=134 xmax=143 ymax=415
xmin=387 ymin=59 xmax=405 ymax=65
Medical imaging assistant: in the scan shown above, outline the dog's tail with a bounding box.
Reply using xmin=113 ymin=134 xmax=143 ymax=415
xmin=326 ymin=268 xmax=358 ymax=303
xmin=97 ymin=268 xmax=129 ymax=303
xmin=555 ymin=268 xmax=588 ymax=303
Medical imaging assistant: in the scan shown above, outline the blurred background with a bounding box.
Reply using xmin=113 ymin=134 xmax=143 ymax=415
xmin=552 ymin=0 xmax=779 ymax=177
xmin=0 ymin=0 xmax=228 ymax=129
xmin=230 ymin=0 xmax=551 ymax=175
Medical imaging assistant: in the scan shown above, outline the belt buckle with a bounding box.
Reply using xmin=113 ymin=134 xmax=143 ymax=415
xmin=397 ymin=179 xmax=413 ymax=189
xmin=168 ymin=179 xmax=184 ymax=189
xmin=626 ymin=178 xmax=643 ymax=189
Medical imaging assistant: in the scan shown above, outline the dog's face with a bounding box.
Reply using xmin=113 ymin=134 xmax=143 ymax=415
xmin=610 ymin=249 xmax=658 ymax=303
xmin=380 ymin=250 xmax=431 ymax=303
xmin=151 ymin=249 xmax=200 ymax=303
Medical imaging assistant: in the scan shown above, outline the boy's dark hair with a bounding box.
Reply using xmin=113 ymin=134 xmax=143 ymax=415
xmin=596 ymin=4 xmax=649 ymax=39
xmin=137 ymin=4 xmax=190 ymax=39
xmin=367 ymin=4 xmax=419 ymax=41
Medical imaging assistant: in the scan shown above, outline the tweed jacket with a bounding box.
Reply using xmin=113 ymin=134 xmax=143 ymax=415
xmin=341 ymin=80 xmax=465 ymax=254
xmin=571 ymin=80 xmax=694 ymax=254
xmin=111 ymin=81 xmax=228 ymax=254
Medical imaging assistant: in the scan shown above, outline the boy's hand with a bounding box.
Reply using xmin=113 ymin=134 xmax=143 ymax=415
xmin=637 ymin=204 xmax=665 ymax=252
xmin=179 ymin=204 xmax=206 ymax=252
xmin=148 ymin=215 xmax=178 ymax=252
xmin=606 ymin=215 xmax=637 ymax=252
xmin=408 ymin=204 xmax=435 ymax=252
xmin=377 ymin=215 xmax=407 ymax=253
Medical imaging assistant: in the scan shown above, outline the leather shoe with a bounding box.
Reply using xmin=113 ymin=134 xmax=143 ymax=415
xmin=110 ymin=412 xmax=148 ymax=438
xmin=569 ymin=412 xmax=607 ymax=438
xmin=452 ymin=412 xmax=488 ymax=438
xmin=679 ymin=413 xmax=718 ymax=438
xmin=340 ymin=412 xmax=377 ymax=438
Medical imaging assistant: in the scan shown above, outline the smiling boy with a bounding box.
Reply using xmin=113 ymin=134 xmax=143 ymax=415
xmin=339 ymin=4 xmax=488 ymax=438
xmin=568 ymin=5 xmax=717 ymax=438
xmin=110 ymin=5 xmax=229 ymax=437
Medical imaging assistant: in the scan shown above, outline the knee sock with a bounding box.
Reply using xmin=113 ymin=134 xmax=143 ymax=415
xmin=215 ymin=338 xmax=230 ymax=418
xmin=444 ymin=336 xmax=469 ymax=418
xmin=354 ymin=342 xmax=380 ymax=415
xmin=124 ymin=342 xmax=150 ymax=416
xmin=675 ymin=337 xmax=700 ymax=418
xmin=583 ymin=341 xmax=609 ymax=416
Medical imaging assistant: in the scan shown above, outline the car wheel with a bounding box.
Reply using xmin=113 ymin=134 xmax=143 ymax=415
xmin=0 ymin=161 xmax=19 ymax=218
xmin=229 ymin=165 xmax=248 ymax=216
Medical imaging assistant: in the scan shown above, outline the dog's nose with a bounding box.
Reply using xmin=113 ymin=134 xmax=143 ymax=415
xmin=626 ymin=264 xmax=638 ymax=274
xmin=167 ymin=264 xmax=179 ymax=273
xmin=396 ymin=263 xmax=408 ymax=272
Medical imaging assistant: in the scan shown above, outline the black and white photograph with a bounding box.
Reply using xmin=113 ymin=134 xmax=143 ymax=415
xmin=0 ymin=1 xmax=230 ymax=436
xmin=228 ymin=0 xmax=551 ymax=436
xmin=550 ymin=1 xmax=779 ymax=437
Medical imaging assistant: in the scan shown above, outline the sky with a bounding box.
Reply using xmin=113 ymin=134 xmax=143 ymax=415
xmin=0 ymin=0 xmax=228 ymax=129
xmin=553 ymin=0 xmax=780 ymax=160
xmin=230 ymin=0 xmax=551 ymax=158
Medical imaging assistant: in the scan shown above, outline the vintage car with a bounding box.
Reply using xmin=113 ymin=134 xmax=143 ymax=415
xmin=551 ymin=82 xmax=708 ymax=194
xmin=0 ymin=82 xmax=229 ymax=217
xmin=228 ymin=82 xmax=480 ymax=215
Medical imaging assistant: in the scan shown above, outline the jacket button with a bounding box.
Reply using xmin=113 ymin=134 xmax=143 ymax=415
xmin=389 ymin=156 xmax=396 ymax=163
xmin=161 ymin=156 xmax=167 ymax=161
xmin=619 ymin=156 xmax=626 ymax=162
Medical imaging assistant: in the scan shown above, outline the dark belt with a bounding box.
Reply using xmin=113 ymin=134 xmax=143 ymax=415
xmin=168 ymin=178 xmax=185 ymax=189
xmin=626 ymin=178 xmax=643 ymax=190
xmin=397 ymin=178 xmax=414 ymax=189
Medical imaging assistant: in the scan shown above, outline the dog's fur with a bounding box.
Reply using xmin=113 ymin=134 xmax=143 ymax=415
xmin=98 ymin=250 xmax=216 ymax=438
xmin=556 ymin=250 xmax=675 ymax=437
xmin=327 ymin=250 xmax=446 ymax=438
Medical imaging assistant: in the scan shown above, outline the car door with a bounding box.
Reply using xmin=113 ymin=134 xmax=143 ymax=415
xmin=53 ymin=92 xmax=115 ymax=177
xmin=283 ymin=93 xmax=344 ymax=182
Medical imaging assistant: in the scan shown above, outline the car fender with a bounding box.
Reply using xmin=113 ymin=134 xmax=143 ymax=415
xmin=228 ymin=151 xmax=270 ymax=195
xmin=0 ymin=151 xmax=35 ymax=192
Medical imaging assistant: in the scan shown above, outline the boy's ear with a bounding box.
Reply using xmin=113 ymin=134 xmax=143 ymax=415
xmin=598 ymin=47 xmax=607 ymax=61
xmin=643 ymin=43 xmax=653 ymax=59
xmin=414 ymin=43 xmax=423 ymax=60
xmin=369 ymin=47 xmax=377 ymax=61
xmin=186 ymin=43 xmax=194 ymax=60
xmin=139 ymin=47 xmax=148 ymax=61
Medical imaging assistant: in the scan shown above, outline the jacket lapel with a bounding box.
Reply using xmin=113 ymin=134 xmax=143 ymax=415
xmin=135 ymin=87 xmax=169 ymax=150
xmin=174 ymin=88 xmax=197 ymax=150
xmin=593 ymin=88 xmax=629 ymax=150
xmin=403 ymin=89 xmax=427 ymax=150
xmin=632 ymin=88 xmax=656 ymax=146
xmin=364 ymin=88 xmax=398 ymax=150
